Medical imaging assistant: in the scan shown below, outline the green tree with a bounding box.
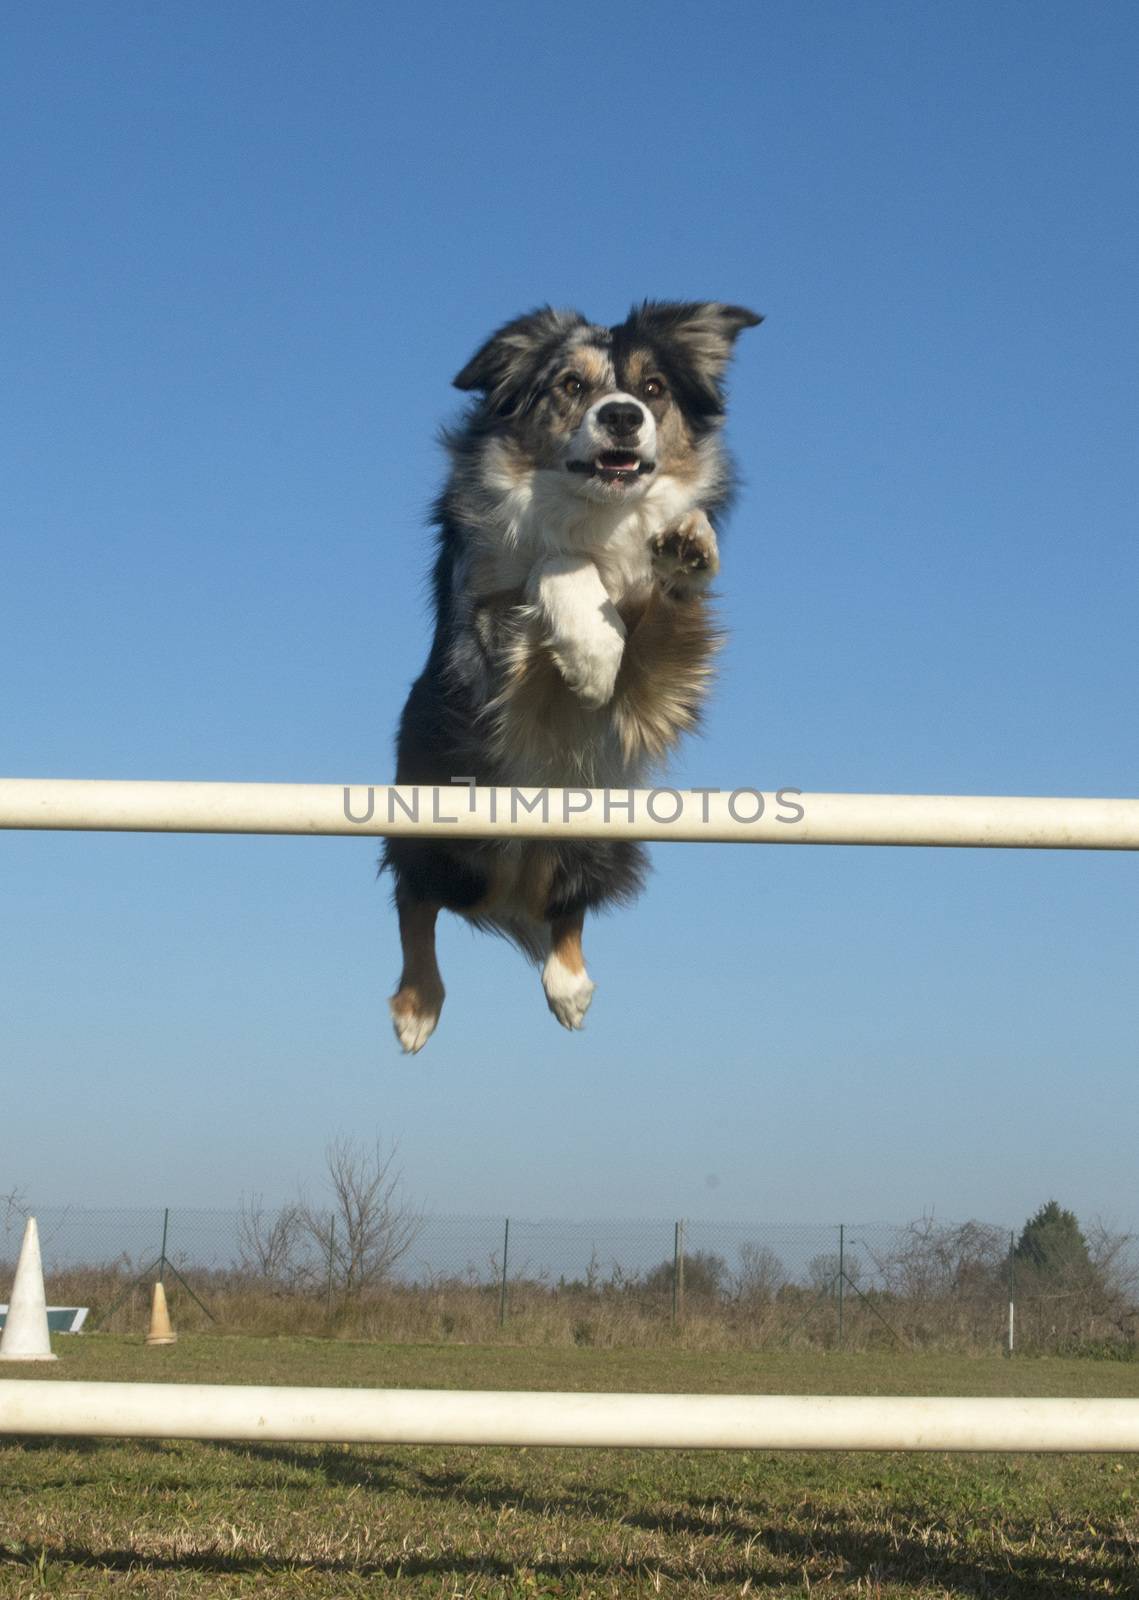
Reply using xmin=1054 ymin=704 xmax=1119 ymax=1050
xmin=643 ymin=1249 xmax=727 ymax=1300
xmin=1014 ymin=1200 xmax=1091 ymax=1278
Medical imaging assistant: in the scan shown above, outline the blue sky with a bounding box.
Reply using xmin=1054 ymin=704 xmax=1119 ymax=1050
xmin=2 ymin=1 xmax=1136 ymax=1232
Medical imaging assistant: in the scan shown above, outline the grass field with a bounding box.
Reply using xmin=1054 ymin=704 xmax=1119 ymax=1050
xmin=2 ymin=1336 xmax=1137 ymax=1596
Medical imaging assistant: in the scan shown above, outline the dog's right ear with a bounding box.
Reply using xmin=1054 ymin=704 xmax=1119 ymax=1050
xmin=453 ymin=307 xmax=586 ymax=413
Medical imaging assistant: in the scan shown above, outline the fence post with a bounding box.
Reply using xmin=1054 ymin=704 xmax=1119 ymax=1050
xmin=92 ymin=1205 xmax=213 ymax=1329
xmin=1007 ymin=1230 xmax=1015 ymax=1357
xmin=325 ymin=1216 xmax=336 ymax=1317
xmin=672 ymin=1220 xmax=685 ymax=1326
xmin=837 ymin=1224 xmax=845 ymax=1349
xmin=498 ymin=1218 xmax=509 ymax=1328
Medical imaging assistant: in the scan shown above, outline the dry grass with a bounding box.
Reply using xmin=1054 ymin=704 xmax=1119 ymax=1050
xmin=2 ymin=1337 xmax=1138 ymax=1596
xmin=33 ymin=1263 xmax=1137 ymax=1358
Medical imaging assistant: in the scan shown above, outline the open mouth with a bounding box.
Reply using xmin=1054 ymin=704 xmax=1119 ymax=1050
xmin=567 ymin=450 xmax=656 ymax=486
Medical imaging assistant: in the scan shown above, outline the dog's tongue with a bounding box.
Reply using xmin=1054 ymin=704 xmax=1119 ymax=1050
xmin=599 ymin=451 xmax=638 ymax=471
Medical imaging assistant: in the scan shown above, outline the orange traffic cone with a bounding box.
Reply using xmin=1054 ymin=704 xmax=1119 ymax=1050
xmin=146 ymin=1280 xmax=177 ymax=1346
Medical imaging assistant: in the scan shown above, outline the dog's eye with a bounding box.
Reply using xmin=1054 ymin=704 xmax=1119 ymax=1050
xmin=560 ymin=373 xmax=584 ymax=397
xmin=643 ymin=376 xmax=667 ymax=399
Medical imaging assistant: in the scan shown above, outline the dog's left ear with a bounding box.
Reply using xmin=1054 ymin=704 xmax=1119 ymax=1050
xmin=628 ymin=300 xmax=762 ymax=373
xmin=625 ymin=301 xmax=762 ymax=412
xmin=453 ymin=306 xmax=587 ymax=414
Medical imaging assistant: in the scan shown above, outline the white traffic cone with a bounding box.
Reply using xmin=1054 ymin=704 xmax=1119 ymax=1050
xmin=0 ymin=1216 xmax=58 ymax=1361
xmin=146 ymin=1280 xmax=177 ymax=1346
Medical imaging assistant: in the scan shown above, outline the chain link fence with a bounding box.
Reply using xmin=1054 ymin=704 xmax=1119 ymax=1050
xmin=5 ymin=1203 xmax=1137 ymax=1356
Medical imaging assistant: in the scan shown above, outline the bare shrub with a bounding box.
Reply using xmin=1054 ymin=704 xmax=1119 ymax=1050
xmin=734 ymin=1243 xmax=786 ymax=1303
xmin=806 ymin=1252 xmax=861 ymax=1294
xmin=299 ymin=1136 xmax=422 ymax=1301
xmin=237 ymin=1194 xmax=306 ymax=1290
xmin=871 ymin=1217 xmax=1007 ymax=1301
xmin=2 ymin=1187 xmax=30 ymax=1245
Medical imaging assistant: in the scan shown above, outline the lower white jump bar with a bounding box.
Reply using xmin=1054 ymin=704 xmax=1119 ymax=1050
xmin=3 ymin=1382 xmax=1139 ymax=1451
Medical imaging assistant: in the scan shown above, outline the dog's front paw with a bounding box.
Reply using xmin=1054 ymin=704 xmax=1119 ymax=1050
xmin=550 ymin=626 xmax=626 ymax=708
xmin=651 ymin=510 xmax=720 ymax=598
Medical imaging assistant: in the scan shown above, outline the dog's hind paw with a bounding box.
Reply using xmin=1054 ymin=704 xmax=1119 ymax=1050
xmin=651 ymin=509 xmax=719 ymax=597
xmin=542 ymin=953 xmax=596 ymax=1031
xmin=390 ymin=981 xmax=444 ymax=1054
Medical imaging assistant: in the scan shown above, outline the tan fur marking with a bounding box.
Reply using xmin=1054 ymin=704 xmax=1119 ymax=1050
xmin=653 ymin=407 xmax=703 ymax=481
xmin=575 ymin=346 xmax=612 ymax=388
xmin=490 ymin=438 xmax=533 ymax=487
xmin=622 ymin=349 xmax=650 ymax=390
xmin=549 ymin=910 xmax=586 ymax=976
xmin=516 ymin=846 xmax=557 ymax=920
xmin=612 ymin=587 xmax=722 ymax=764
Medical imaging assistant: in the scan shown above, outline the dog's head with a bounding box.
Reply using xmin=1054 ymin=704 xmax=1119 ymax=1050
xmin=453 ymin=301 xmax=761 ymax=505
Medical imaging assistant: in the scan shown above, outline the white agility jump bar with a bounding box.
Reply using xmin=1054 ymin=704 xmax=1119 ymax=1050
xmin=2 ymin=1381 xmax=1139 ymax=1451
xmin=1 ymin=779 xmax=1138 ymax=848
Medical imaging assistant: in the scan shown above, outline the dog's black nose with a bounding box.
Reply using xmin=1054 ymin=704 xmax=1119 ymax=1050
xmin=597 ymin=401 xmax=644 ymax=440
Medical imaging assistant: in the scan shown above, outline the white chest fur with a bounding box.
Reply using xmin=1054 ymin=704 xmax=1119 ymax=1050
xmin=488 ymin=469 xmax=700 ymax=605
